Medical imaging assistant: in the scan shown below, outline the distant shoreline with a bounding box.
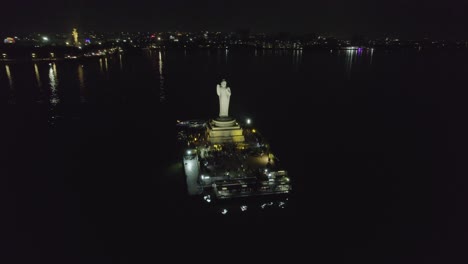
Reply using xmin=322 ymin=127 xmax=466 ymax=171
xmin=1 ymin=44 xmax=467 ymax=62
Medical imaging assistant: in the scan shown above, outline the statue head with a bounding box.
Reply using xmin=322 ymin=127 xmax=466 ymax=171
xmin=220 ymin=79 xmax=227 ymax=88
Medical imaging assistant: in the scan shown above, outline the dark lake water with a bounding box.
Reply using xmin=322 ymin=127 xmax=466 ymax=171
xmin=3 ymin=48 xmax=468 ymax=262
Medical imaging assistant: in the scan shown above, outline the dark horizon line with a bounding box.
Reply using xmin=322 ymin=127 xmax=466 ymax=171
xmin=1 ymin=30 xmax=466 ymax=41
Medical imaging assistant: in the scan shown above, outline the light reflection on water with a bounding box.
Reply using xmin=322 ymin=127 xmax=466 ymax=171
xmin=48 ymin=62 xmax=59 ymax=125
xmin=341 ymin=48 xmax=374 ymax=79
xmin=5 ymin=64 xmax=13 ymax=89
xmin=104 ymin=57 xmax=108 ymax=72
xmin=344 ymin=49 xmax=356 ymax=78
xmin=99 ymin=57 xmax=109 ymax=79
xmin=225 ymin=47 xmax=228 ymax=63
xmin=5 ymin=64 xmax=15 ymax=104
xmin=1 ymin=51 xmax=377 ymax=108
xmin=292 ymin=49 xmax=302 ymax=71
xmin=158 ymin=50 xmax=165 ymax=102
xmin=99 ymin=58 xmax=103 ymax=73
xmin=2 ymin=49 xmax=377 ymax=114
xmin=34 ymin=63 xmax=42 ymax=88
xmin=49 ymin=63 xmax=59 ymax=106
xmin=78 ymin=64 xmax=86 ymax=102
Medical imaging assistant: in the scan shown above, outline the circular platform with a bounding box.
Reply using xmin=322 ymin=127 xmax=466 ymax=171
xmin=213 ymin=116 xmax=236 ymax=127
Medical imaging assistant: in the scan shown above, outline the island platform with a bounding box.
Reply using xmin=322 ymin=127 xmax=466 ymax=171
xmin=177 ymin=117 xmax=292 ymax=201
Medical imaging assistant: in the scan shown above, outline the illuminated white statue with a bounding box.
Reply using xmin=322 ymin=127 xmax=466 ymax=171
xmin=217 ymin=79 xmax=231 ymax=117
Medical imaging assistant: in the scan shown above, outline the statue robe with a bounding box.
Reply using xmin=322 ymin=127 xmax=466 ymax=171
xmin=217 ymin=85 xmax=231 ymax=117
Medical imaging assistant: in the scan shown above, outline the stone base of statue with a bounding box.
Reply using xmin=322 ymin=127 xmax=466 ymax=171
xmin=207 ymin=116 xmax=245 ymax=144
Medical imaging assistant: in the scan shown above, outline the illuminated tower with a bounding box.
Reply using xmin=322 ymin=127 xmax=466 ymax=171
xmin=72 ymin=28 xmax=79 ymax=46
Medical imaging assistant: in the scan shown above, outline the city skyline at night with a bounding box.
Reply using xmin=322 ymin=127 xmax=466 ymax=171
xmin=1 ymin=0 xmax=468 ymax=39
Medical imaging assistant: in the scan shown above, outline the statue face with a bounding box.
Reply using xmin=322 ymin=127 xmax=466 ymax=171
xmin=221 ymin=80 xmax=227 ymax=87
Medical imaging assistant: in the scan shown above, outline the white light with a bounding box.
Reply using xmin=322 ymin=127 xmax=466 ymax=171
xmin=221 ymin=209 xmax=228 ymax=215
xmin=240 ymin=205 xmax=248 ymax=211
xmin=187 ymin=150 xmax=192 ymax=155
xmin=42 ymin=36 xmax=49 ymax=41
xmin=246 ymin=118 xmax=251 ymax=125
xmin=203 ymin=195 xmax=211 ymax=203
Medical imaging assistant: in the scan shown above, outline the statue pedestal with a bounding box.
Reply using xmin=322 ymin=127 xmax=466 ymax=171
xmin=207 ymin=117 xmax=245 ymax=144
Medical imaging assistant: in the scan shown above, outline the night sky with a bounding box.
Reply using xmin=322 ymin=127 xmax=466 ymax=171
xmin=2 ymin=0 xmax=468 ymax=38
